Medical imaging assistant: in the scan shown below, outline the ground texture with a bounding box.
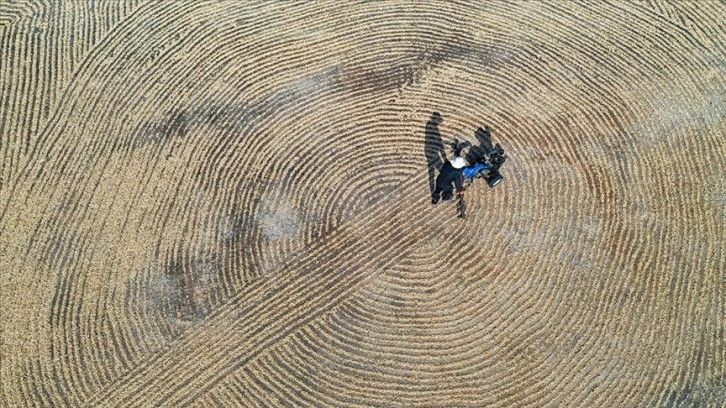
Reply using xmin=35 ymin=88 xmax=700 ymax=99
xmin=1 ymin=1 xmax=725 ymax=407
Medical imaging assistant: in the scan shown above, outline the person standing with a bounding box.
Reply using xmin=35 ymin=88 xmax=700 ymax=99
xmin=432 ymin=156 xmax=467 ymax=205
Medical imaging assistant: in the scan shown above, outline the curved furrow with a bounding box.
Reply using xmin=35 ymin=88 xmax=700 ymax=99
xmin=1 ymin=1 xmax=724 ymax=407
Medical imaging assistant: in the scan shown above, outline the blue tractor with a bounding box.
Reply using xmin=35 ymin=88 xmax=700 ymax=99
xmin=461 ymin=143 xmax=506 ymax=188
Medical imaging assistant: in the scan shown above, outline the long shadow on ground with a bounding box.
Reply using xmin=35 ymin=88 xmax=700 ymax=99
xmin=424 ymin=112 xmax=446 ymax=196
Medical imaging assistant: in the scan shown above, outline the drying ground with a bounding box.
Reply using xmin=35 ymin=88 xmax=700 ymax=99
xmin=1 ymin=1 xmax=724 ymax=406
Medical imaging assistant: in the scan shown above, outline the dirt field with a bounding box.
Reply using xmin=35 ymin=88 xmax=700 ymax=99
xmin=1 ymin=1 xmax=724 ymax=406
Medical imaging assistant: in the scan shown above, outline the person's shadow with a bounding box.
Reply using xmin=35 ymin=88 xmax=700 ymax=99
xmin=424 ymin=112 xmax=446 ymax=196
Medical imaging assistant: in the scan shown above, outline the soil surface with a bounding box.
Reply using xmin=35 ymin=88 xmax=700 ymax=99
xmin=1 ymin=1 xmax=724 ymax=406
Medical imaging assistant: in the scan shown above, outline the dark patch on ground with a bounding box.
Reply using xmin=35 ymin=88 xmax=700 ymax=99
xmin=166 ymin=250 xmax=221 ymax=324
xmin=342 ymin=38 xmax=477 ymax=94
xmin=138 ymin=246 xmax=224 ymax=340
xmin=582 ymin=161 xmax=617 ymax=207
xmin=132 ymin=99 xmax=259 ymax=153
xmin=135 ymin=109 xmax=191 ymax=148
xmin=342 ymin=62 xmax=415 ymax=94
xmin=163 ymin=256 xmax=205 ymax=322
xmin=424 ymin=39 xmax=476 ymax=66
xmin=665 ymin=378 xmax=726 ymax=407
xmin=665 ymin=334 xmax=726 ymax=408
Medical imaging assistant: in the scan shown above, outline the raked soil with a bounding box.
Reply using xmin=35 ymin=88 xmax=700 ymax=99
xmin=1 ymin=1 xmax=724 ymax=406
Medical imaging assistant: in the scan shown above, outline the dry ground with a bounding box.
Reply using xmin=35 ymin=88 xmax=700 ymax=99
xmin=1 ymin=1 xmax=725 ymax=407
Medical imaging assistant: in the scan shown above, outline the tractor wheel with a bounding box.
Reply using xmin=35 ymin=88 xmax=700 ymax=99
xmin=486 ymin=170 xmax=503 ymax=187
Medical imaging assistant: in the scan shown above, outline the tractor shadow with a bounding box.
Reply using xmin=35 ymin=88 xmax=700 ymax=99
xmin=462 ymin=126 xmax=494 ymax=165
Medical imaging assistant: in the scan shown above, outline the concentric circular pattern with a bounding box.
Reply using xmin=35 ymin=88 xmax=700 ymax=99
xmin=1 ymin=1 xmax=724 ymax=407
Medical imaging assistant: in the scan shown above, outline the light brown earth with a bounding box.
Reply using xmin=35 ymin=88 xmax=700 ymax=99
xmin=1 ymin=1 xmax=725 ymax=407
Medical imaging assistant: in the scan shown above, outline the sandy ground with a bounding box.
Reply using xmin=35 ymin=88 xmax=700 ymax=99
xmin=1 ymin=1 xmax=724 ymax=406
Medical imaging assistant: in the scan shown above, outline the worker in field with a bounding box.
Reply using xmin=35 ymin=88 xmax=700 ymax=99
xmin=432 ymin=156 xmax=467 ymax=205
